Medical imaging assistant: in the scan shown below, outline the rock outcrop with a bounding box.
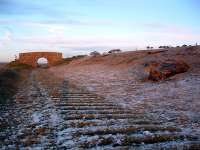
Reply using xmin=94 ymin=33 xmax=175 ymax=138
xmin=146 ymin=60 xmax=190 ymax=81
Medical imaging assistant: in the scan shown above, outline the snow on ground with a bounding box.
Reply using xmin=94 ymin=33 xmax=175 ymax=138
xmin=50 ymin=47 xmax=200 ymax=136
xmin=1 ymin=47 xmax=200 ymax=149
xmin=0 ymin=70 xmax=66 ymax=149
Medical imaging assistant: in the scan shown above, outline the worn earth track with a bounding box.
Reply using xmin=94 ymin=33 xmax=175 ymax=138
xmin=0 ymin=69 xmax=200 ymax=149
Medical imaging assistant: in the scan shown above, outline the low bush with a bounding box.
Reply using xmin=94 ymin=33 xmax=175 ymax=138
xmin=7 ymin=62 xmax=32 ymax=70
xmin=59 ymin=55 xmax=87 ymax=65
xmin=0 ymin=69 xmax=20 ymax=104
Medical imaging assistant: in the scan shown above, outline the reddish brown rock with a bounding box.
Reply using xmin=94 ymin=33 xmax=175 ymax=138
xmin=147 ymin=60 xmax=190 ymax=81
xmin=35 ymin=127 xmax=47 ymax=136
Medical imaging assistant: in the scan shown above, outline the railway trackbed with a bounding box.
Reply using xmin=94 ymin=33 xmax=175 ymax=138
xmin=0 ymin=69 xmax=199 ymax=149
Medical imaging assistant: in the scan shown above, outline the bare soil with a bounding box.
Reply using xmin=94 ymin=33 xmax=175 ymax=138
xmin=50 ymin=46 xmax=200 ymax=143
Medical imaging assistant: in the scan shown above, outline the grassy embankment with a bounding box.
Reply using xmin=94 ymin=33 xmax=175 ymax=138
xmin=59 ymin=55 xmax=87 ymax=65
xmin=0 ymin=62 xmax=32 ymax=104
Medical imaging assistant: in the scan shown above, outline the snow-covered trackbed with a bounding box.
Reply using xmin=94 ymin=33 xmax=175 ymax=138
xmin=0 ymin=69 xmax=200 ymax=149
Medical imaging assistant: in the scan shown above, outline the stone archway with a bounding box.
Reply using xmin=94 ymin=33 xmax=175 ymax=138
xmin=18 ymin=52 xmax=63 ymax=68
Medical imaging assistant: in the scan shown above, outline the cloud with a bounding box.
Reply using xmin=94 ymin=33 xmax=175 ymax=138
xmin=0 ymin=28 xmax=13 ymax=48
xmin=140 ymin=22 xmax=192 ymax=33
xmin=15 ymin=36 xmax=136 ymax=47
xmin=0 ymin=18 xmax=115 ymax=27
xmin=0 ymin=18 xmax=118 ymax=40
xmin=10 ymin=35 xmax=140 ymax=57
xmin=0 ymin=0 xmax=41 ymax=15
xmin=0 ymin=0 xmax=83 ymax=20
xmin=0 ymin=28 xmax=15 ymax=62
xmin=0 ymin=18 xmax=83 ymax=38
xmin=135 ymin=22 xmax=200 ymax=45
xmin=0 ymin=19 xmax=83 ymax=26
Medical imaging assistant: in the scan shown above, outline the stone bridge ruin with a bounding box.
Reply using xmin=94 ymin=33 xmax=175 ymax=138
xmin=18 ymin=52 xmax=63 ymax=68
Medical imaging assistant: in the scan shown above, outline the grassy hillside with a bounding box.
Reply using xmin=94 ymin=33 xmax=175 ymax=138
xmin=0 ymin=69 xmax=20 ymax=104
xmin=0 ymin=63 xmax=31 ymax=104
xmin=65 ymin=46 xmax=200 ymax=68
xmin=0 ymin=63 xmax=6 ymax=69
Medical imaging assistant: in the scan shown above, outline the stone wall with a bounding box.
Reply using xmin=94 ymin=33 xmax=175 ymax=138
xmin=18 ymin=52 xmax=63 ymax=67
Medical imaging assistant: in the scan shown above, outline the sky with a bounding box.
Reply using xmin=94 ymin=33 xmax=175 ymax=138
xmin=0 ymin=0 xmax=200 ymax=62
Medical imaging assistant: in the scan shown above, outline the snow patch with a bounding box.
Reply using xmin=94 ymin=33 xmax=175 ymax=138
xmin=32 ymin=112 xmax=42 ymax=123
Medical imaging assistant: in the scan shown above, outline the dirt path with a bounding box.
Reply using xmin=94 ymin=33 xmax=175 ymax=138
xmin=0 ymin=69 xmax=200 ymax=149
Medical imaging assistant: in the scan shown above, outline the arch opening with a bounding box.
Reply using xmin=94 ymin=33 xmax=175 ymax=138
xmin=37 ymin=57 xmax=49 ymax=68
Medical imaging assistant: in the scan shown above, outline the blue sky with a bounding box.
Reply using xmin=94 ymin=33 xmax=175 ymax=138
xmin=0 ymin=0 xmax=200 ymax=61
